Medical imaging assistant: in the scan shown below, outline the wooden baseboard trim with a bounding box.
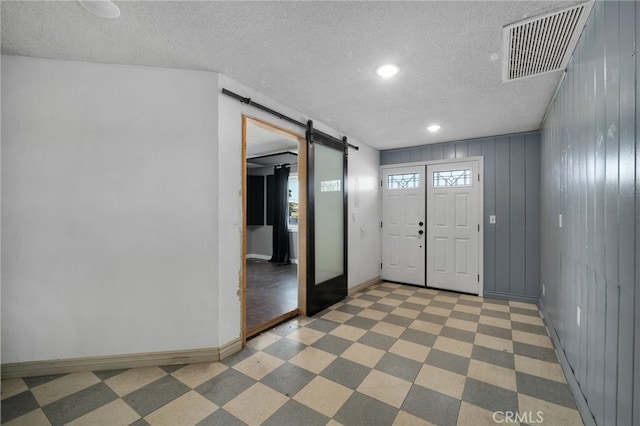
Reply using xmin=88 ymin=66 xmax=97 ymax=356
xmin=1 ymin=342 xmax=241 ymax=379
xmin=219 ymin=338 xmax=243 ymax=361
xmin=348 ymin=276 xmax=381 ymax=296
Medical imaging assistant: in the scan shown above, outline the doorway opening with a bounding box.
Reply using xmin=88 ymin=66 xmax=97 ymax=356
xmin=242 ymin=117 xmax=306 ymax=339
xmin=380 ymin=158 xmax=484 ymax=296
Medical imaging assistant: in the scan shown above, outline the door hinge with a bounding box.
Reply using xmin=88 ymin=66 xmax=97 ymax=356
xmin=478 ymin=173 xmax=480 ymax=182
xmin=477 ymin=274 xmax=480 ymax=282
xmin=381 ymin=180 xmax=383 ymax=187
xmin=381 ymin=221 xmax=383 ymax=228
xmin=381 ymin=262 xmax=383 ymax=269
xmin=478 ymin=224 xmax=480 ymax=232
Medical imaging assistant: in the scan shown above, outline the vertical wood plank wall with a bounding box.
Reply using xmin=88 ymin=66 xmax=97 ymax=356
xmin=380 ymin=131 xmax=541 ymax=301
xmin=540 ymin=1 xmax=638 ymax=424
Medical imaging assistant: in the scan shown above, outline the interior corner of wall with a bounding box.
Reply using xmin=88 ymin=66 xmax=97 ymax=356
xmin=216 ymin=72 xmax=227 ymax=88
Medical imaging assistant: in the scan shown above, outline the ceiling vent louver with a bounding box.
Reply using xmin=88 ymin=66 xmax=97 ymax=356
xmin=502 ymin=1 xmax=593 ymax=82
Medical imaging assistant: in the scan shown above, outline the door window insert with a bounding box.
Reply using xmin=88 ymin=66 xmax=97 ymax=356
xmin=387 ymin=173 xmax=420 ymax=189
xmin=433 ymin=169 xmax=472 ymax=187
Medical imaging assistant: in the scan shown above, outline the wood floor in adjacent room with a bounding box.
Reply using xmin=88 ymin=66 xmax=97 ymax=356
xmin=246 ymin=258 xmax=298 ymax=334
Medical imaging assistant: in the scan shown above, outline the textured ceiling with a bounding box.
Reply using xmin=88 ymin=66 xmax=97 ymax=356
xmin=1 ymin=0 xmax=583 ymax=150
xmin=246 ymin=119 xmax=299 ymax=158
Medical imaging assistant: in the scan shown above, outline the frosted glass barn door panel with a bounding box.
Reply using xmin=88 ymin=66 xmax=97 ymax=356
xmin=314 ymin=144 xmax=344 ymax=284
xmin=306 ymin=126 xmax=347 ymax=316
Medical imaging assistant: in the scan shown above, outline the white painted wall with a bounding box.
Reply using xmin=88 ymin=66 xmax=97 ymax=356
xmin=347 ymin=142 xmax=381 ymax=289
xmin=1 ymin=56 xmax=220 ymax=363
xmin=246 ymin=227 xmax=299 ymax=261
xmin=1 ymin=57 xmax=381 ymax=365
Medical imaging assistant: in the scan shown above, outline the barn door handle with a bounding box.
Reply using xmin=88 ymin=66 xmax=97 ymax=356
xmin=418 ymin=230 xmax=424 ymax=235
xmin=419 ymin=221 xmax=424 ymax=226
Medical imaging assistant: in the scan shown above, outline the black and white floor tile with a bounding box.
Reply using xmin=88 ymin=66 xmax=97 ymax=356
xmin=1 ymin=282 xmax=583 ymax=425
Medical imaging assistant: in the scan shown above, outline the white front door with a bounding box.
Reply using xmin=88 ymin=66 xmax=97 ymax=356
xmin=427 ymin=161 xmax=481 ymax=294
xmin=381 ymin=166 xmax=426 ymax=286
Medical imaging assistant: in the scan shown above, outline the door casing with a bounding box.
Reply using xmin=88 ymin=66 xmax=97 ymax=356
xmin=427 ymin=160 xmax=482 ymax=295
xmin=380 ymin=157 xmax=484 ymax=296
xmin=381 ymin=166 xmax=426 ymax=286
xmin=241 ymin=116 xmax=307 ymax=343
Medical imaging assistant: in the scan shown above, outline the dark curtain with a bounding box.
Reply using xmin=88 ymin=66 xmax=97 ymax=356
xmin=270 ymin=165 xmax=290 ymax=264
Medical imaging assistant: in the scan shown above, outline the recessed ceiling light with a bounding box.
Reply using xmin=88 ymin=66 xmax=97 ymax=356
xmin=427 ymin=124 xmax=441 ymax=132
xmin=376 ymin=64 xmax=400 ymax=79
xmin=78 ymin=0 xmax=120 ymax=19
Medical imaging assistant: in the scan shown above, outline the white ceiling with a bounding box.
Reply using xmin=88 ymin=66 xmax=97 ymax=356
xmin=246 ymin=119 xmax=299 ymax=158
xmin=1 ymin=0 xmax=583 ymax=150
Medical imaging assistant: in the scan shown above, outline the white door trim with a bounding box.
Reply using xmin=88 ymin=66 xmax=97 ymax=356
xmin=380 ymin=156 xmax=484 ymax=296
xmin=380 ymin=166 xmax=426 ymax=286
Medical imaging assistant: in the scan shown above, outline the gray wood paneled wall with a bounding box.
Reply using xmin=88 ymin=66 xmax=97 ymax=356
xmin=380 ymin=131 xmax=541 ymax=302
xmin=540 ymin=1 xmax=638 ymax=425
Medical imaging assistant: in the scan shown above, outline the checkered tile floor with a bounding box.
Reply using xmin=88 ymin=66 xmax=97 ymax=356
xmin=1 ymin=282 xmax=583 ymax=425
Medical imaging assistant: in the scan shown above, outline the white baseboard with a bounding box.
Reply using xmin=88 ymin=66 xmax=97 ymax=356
xmin=1 ymin=338 xmax=244 ymax=379
xmin=348 ymin=276 xmax=381 ymax=296
xmin=247 ymin=254 xmax=298 ymax=264
xmin=247 ymin=254 xmax=271 ymax=260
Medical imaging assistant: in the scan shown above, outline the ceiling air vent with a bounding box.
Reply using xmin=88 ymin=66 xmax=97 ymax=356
xmin=502 ymin=1 xmax=593 ymax=82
